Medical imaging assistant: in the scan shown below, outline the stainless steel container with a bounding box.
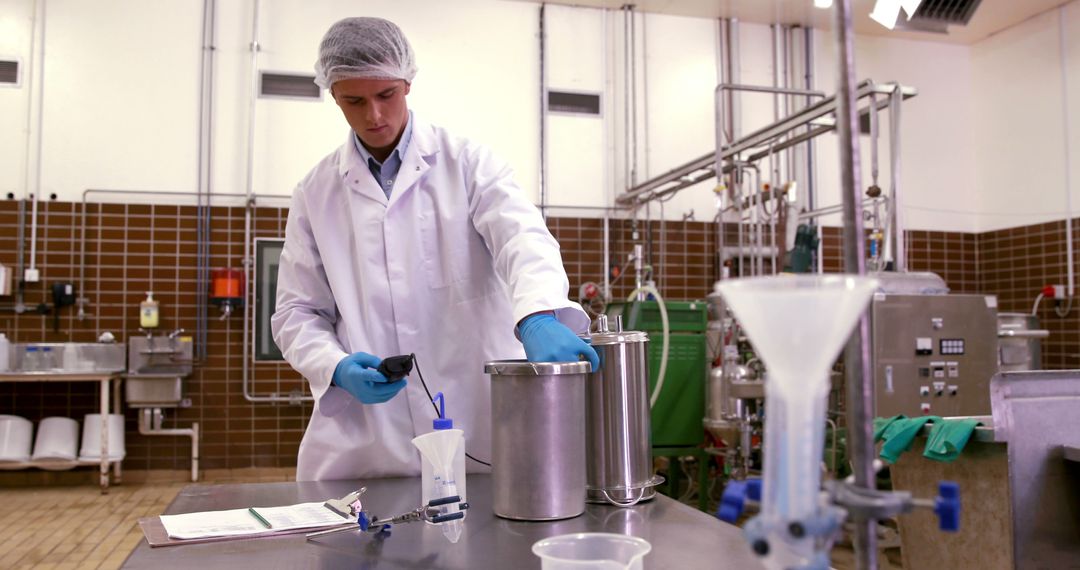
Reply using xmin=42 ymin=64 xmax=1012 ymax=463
xmin=997 ymin=312 xmax=1049 ymax=372
xmin=586 ymin=315 xmax=663 ymax=506
xmin=485 ymin=359 xmax=590 ymax=521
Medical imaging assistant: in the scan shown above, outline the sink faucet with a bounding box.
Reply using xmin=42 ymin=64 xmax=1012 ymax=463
xmin=168 ymin=329 xmax=186 ymax=340
xmin=138 ymin=328 xmax=154 ymax=341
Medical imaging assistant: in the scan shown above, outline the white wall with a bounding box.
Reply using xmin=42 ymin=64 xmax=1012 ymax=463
xmin=1 ymin=0 xmax=1070 ymax=237
xmin=0 ymin=1 xmax=37 ymax=199
xmin=971 ymin=3 xmax=1080 ymax=233
xmin=813 ymin=30 xmax=978 ymax=231
xmin=0 ymin=0 xmax=540 ymax=205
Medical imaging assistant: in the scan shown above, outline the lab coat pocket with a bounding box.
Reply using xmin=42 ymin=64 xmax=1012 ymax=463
xmin=419 ymin=222 xmax=468 ymax=289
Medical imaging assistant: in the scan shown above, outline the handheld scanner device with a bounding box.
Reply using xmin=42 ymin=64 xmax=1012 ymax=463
xmin=378 ymin=354 xmax=415 ymax=382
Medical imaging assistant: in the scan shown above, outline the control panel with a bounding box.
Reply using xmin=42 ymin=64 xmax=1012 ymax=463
xmin=871 ymin=294 xmax=998 ymax=417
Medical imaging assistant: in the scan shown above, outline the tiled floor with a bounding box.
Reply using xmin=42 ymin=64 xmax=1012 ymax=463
xmin=0 ymin=469 xmax=296 ymax=570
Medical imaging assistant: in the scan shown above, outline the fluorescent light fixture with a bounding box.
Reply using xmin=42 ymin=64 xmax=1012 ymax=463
xmin=869 ymin=0 xmax=902 ymax=29
xmin=870 ymin=0 xmax=923 ymax=30
xmin=899 ymin=0 xmax=923 ymax=19
xmin=814 ymin=0 xmax=833 ymax=8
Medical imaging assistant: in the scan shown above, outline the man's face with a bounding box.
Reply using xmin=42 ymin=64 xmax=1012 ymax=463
xmin=331 ymin=78 xmax=411 ymax=158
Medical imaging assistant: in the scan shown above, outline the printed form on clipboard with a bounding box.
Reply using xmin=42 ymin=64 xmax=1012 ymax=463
xmin=159 ymin=502 xmax=354 ymax=540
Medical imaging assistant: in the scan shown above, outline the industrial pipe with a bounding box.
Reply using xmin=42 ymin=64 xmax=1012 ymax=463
xmin=139 ymin=408 xmax=199 ymax=482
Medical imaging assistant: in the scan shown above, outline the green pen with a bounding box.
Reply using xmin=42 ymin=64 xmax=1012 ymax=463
xmin=249 ymin=507 xmax=272 ymax=529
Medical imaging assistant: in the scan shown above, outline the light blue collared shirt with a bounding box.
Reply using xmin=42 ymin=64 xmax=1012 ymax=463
xmin=353 ymin=111 xmax=414 ymax=199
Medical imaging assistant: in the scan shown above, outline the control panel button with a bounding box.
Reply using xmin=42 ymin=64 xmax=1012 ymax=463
xmin=921 ymin=403 xmax=932 ymax=415
xmin=940 ymin=338 xmax=965 ymax=355
xmin=920 ymin=386 xmax=931 ymax=397
xmin=916 ymin=337 xmax=933 ymax=356
xmin=948 ymin=385 xmax=958 ymax=396
xmin=933 ymin=381 xmax=946 ymax=397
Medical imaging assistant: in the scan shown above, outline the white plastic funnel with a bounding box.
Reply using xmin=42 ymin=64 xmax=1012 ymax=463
xmin=716 ymin=275 xmax=878 ymax=544
xmin=717 ymin=275 xmax=878 ymax=398
xmin=412 ymin=429 xmax=463 ymax=472
xmin=412 ymin=429 xmax=464 ymax=543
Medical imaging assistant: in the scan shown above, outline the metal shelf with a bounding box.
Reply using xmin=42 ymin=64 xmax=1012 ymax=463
xmin=0 ymin=458 xmax=123 ymax=471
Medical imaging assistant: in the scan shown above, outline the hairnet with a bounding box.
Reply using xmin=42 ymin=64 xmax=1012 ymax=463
xmin=314 ymin=17 xmax=418 ymax=89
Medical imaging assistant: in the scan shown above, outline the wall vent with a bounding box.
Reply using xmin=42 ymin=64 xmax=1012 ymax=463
xmin=912 ymin=0 xmax=982 ymax=26
xmin=0 ymin=60 xmax=19 ymax=85
xmin=260 ymin=72 xmax=320 ymax=100
xmin=548 ymin=91 xmax=601 ymax=116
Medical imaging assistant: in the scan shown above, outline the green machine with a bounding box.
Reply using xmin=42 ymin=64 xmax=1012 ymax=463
xmin=607 ymin=299 xmax=710 ymax=509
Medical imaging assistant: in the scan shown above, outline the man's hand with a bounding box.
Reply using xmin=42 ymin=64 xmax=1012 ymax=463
xmin=333 ymin=352 xmax=408 ymax=404
xmin=518 ymin=313 xmax=600 ymax=372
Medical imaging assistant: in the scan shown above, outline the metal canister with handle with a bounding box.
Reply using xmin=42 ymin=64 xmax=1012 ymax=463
xmin=586 ymin=314 xmax=663 ymax=506
xmin=485 ymin=359 xmax=590 ymax=521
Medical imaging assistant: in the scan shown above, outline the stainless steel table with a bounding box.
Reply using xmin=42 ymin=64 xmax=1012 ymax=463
xmin=123 ymin=474 xmax=763 ymax=569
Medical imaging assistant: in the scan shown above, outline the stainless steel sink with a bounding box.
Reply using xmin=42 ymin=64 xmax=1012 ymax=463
xmin=127 ymin=336 xmax=194 ymax=407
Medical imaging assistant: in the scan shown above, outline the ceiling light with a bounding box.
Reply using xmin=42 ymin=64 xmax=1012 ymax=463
xmin=869 ymin=0 xmax=902 ymax=29
xmin=814 ymin=0 xmax=833 ymax=9
xmin=899 ymin=0 xmax=924 ymax=19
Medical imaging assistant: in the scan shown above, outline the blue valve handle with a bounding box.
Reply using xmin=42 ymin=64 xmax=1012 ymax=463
xmin=717 ymin=478 xmax=762 ymax=523
xmin=934 ymin=481 xmax=961 ymax=532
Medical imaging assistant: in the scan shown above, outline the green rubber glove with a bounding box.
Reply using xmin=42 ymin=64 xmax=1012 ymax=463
xmin=873 ymin=415 xmax=906 ymax=442
xmin=880 ymin=416 xmax=940 ymax=463
xmin=923 ymin=418 xmax=981 ymax=463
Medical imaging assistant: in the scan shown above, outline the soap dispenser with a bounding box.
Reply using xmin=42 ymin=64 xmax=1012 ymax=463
xmin=140 ymin=292 xmax=160 ymax=328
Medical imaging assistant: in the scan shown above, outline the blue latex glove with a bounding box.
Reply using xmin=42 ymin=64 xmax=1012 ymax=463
xmin=518 ymin=313 xmax=600 ymax=372
xmin=332 ymin=352 xmax=407 ymax=404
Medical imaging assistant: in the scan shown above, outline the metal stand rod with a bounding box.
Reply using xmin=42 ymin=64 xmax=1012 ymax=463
xmin=833 ymin=1 xmax=877 ymax=569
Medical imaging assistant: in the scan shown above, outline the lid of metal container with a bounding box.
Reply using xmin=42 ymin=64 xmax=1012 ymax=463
xmin=584 ymin=314 xmax=648 ymax=346
xmin=484 ymin=360 xmax=592 ymax=376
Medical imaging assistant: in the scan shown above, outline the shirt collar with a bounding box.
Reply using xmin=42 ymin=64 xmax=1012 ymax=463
xmin=353 ymin=111 xmax=414 ymax=168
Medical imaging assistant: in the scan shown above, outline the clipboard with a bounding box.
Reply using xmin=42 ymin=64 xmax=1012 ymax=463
xmin=138 ymin=516 xmax=355 ymax=547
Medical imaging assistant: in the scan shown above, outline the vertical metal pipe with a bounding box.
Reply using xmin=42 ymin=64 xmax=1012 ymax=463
xmin=630 ymin=5 xmax=638 ymax=187
xmin=1060 ymin=6 xmax=1076 ymax=297
xmin=602 ymin=8 xmax=611 ymax=302
xmin=716 ymin=18 xmax=728 ymax=284
xmin=27 ymin=0 xmax=46 ymax=278
xmin=539 ymin=3 xmax=547 ymax=220
xmin=888 ymin=86 xmax=905 ymax=272
xmin=805 ymin=27 xmax=818 ymax=213
xmin=623 ymin=5 xmax=630 ymax=195
xmin=832 ymin=1 xmax=877 ymax=569
xmin=730 ymin=19 xmax=741 ymax=141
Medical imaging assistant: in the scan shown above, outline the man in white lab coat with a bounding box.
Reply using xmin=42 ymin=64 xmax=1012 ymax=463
xmin=271 ymin=17 xmax=599 ymax=481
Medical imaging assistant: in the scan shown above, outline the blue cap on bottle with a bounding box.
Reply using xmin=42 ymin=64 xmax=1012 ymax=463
xmin=433 ymin=392 xmax=453 ymax=430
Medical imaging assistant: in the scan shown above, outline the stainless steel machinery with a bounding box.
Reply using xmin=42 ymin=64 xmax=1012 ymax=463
xmin=871 ymin=293 xmax=999 ymax=417
xmin=996 ymin=312 xmax=1048 ymax=372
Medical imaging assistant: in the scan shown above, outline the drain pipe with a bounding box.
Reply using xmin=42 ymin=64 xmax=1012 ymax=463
xmin=539 ymin=3 xmax=548 ymax=220
xmin=1059 ymin=6 xmax=1075 ymax=303
xmin=24 ymin=0 xmax=47 ymax=293
xmin=139 ymin=408 xmax=199 ymax=482
xmin=240 ymin=1 xmax=311 ymax=404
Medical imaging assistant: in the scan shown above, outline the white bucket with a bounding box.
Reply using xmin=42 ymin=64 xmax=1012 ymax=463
xmin=0 ymin=415 xmax=33 ymax=462
xmin=78 ymin=414 xmax=126 ymax=461
xmin=32 ymin=416 xmax=80 ymax=462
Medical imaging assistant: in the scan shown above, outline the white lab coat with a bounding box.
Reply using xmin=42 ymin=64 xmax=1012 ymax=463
xmin=271 ymin=115 xmax=588 ymax=481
